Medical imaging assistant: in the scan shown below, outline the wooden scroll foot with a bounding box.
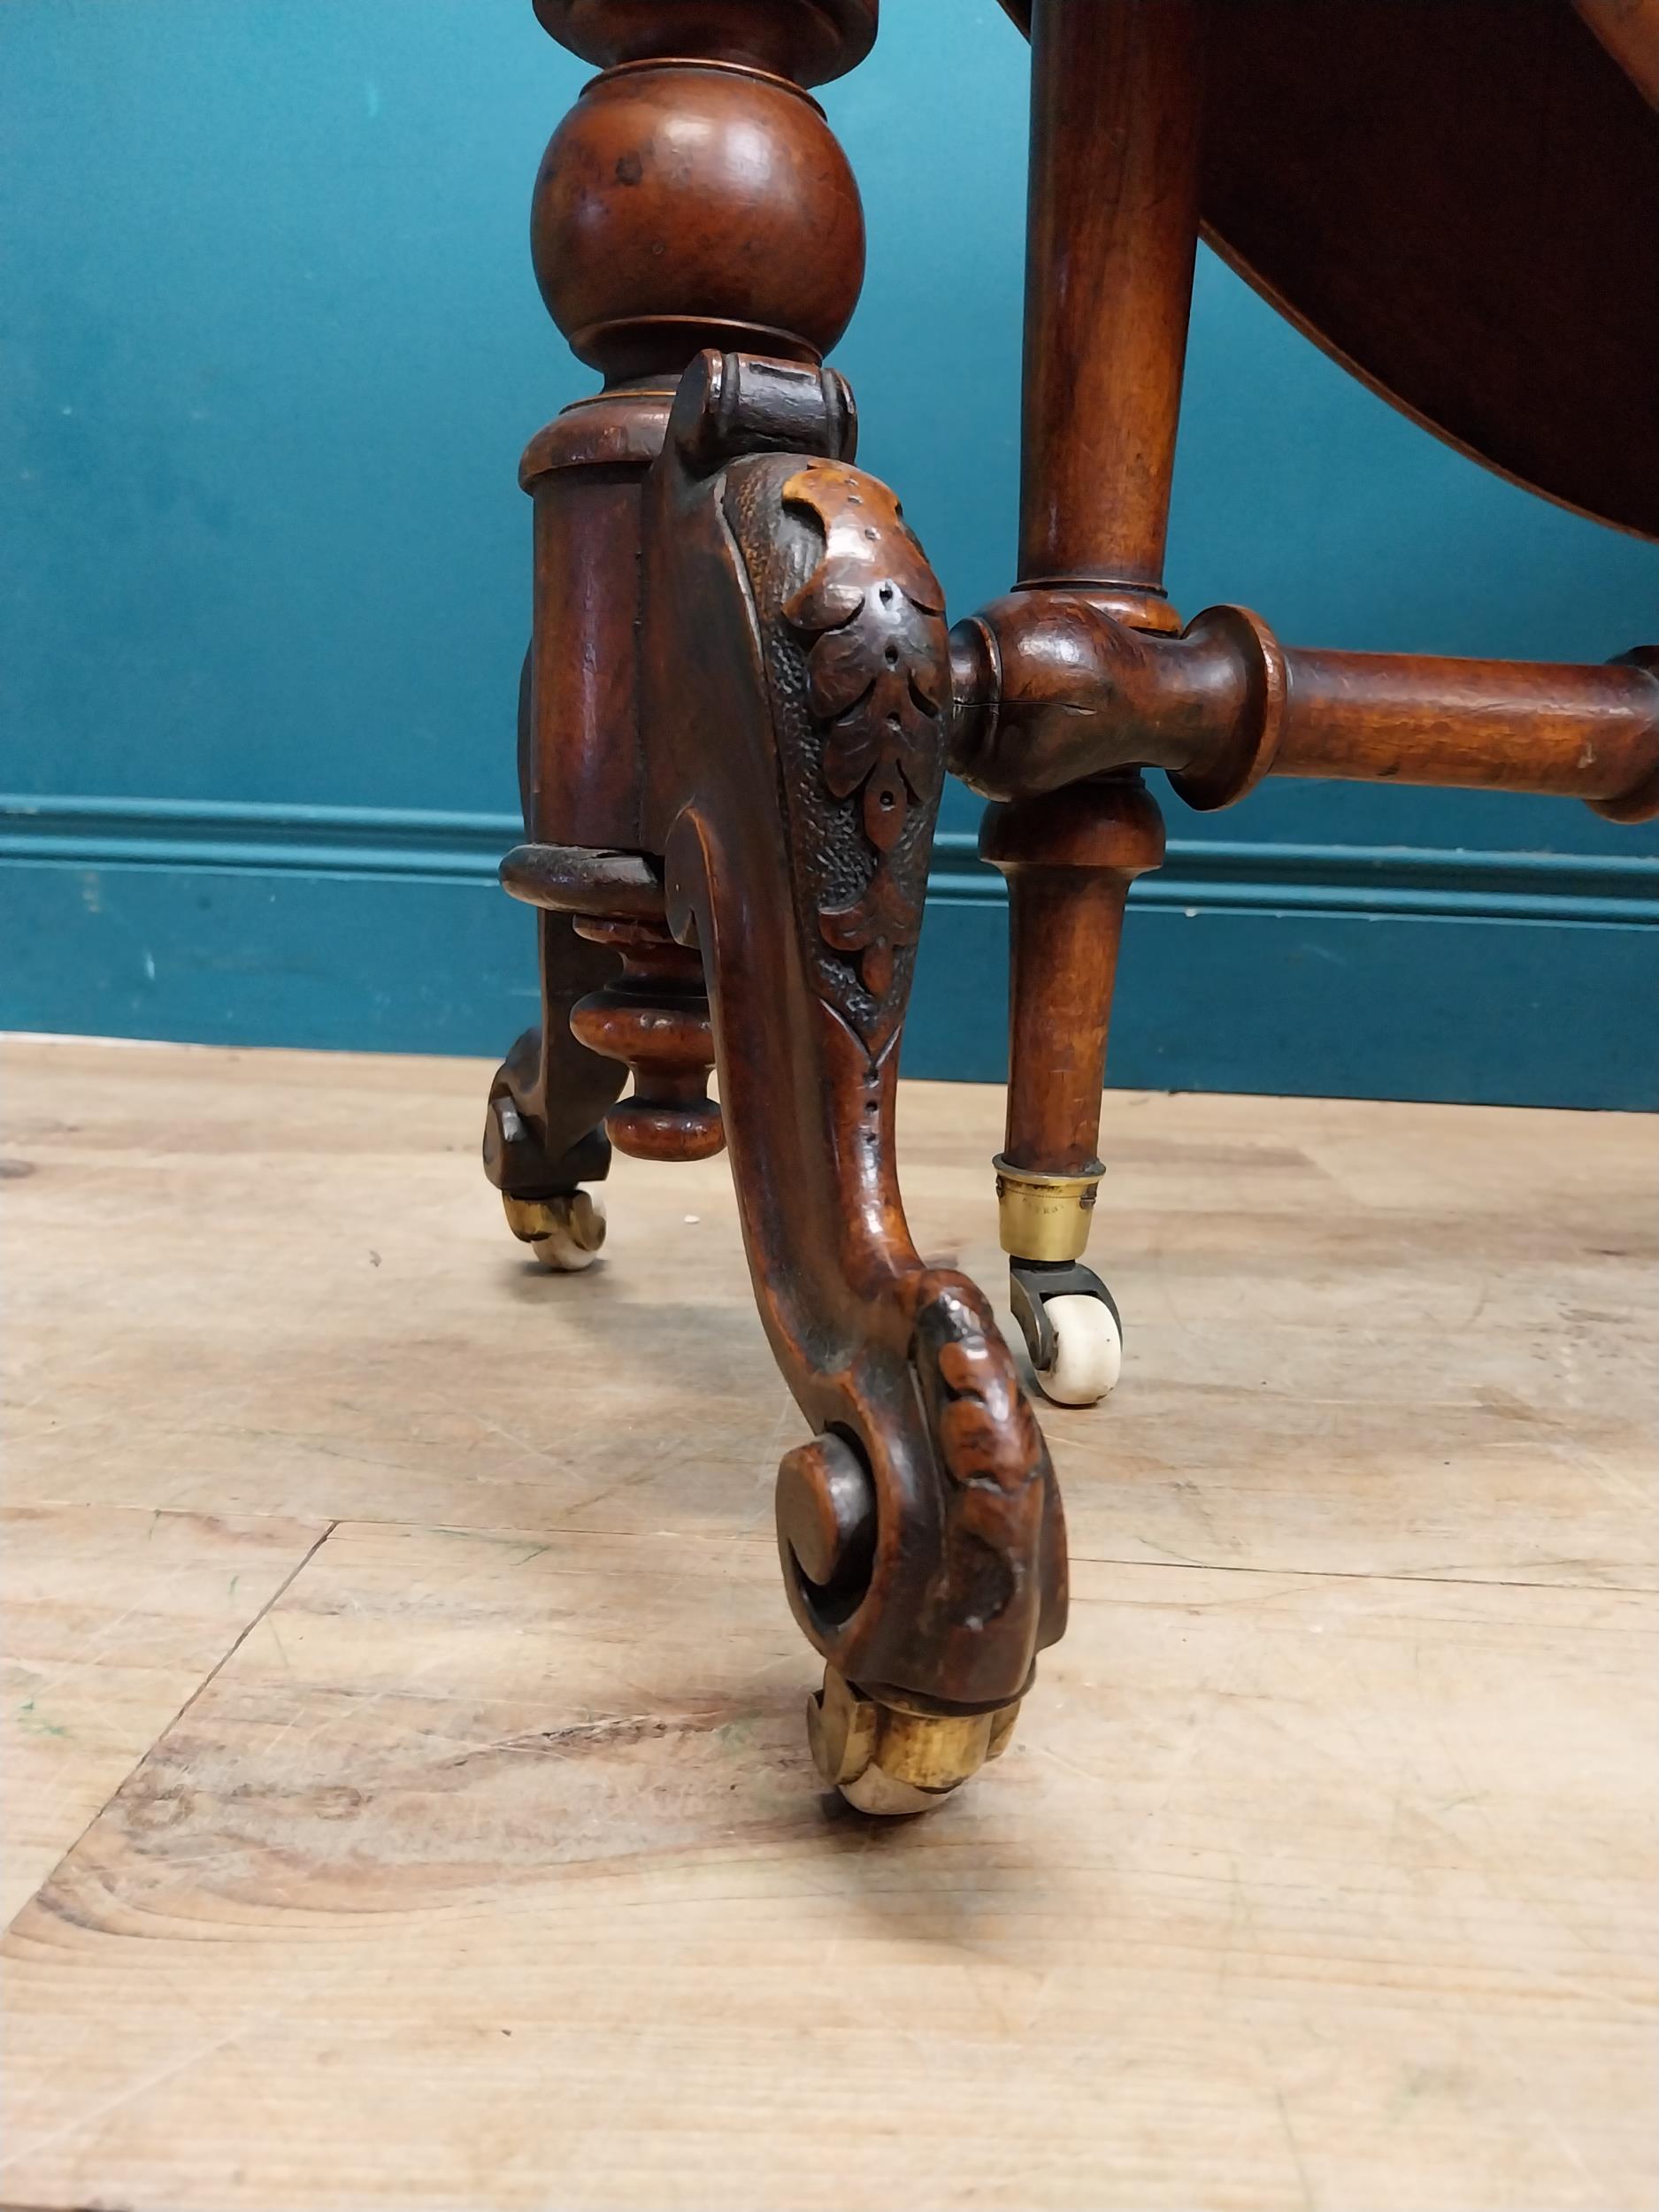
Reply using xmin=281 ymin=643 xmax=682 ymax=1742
xmin=979 ymin=776 xmax=1165 ymax=1408
xmin=639 ymin=352 xmax=1066 ymax=1804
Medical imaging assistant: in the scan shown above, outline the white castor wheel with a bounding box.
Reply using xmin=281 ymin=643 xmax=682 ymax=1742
xmin=1010 ymin=1261 xmax=1123 ymax=1407
xmin=501 ymin=1189 xmax=606 ymax=1271
xmin=1034 ymin=1292 xmax=1122 ymax=1405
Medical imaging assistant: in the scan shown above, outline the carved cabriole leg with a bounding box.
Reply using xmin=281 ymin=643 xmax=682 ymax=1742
xmin=641 ymin=354 xmax=1066 ymax=1805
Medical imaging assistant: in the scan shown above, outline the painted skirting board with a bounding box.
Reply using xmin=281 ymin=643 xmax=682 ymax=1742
xmin=4 ymin=795 xmax=1655 ymax=1108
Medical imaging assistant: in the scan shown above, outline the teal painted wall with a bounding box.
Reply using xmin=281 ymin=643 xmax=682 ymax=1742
xmin=4 ymin=0 xmax=1655 ymax=1102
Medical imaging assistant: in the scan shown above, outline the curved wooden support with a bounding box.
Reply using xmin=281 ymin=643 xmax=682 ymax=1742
xmin=1572 ymin=0 xmax=1659 ymax=108
xmin=483 ymin=664 xmax=626 ymax=1207
xmin=483 ymin=916 xmax=626 ymax=1203
xmin=953 ymin=591 xmax=1659 ymax=823
xmin=641 ymin=351 xmax=1067 ymax=1715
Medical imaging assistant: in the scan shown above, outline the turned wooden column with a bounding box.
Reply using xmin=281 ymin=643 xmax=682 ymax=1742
xmin=1018 ymin=0 xmax=1202 ymax=633
xmin=512 ymin=0 xmax=873 ymax=1164
xmin=982 ymin=776 xmax=1165 ymax=1182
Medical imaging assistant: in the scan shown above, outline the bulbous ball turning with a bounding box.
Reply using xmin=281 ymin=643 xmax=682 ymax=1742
xmin=530 ymin=60 xmax=864 ymax=380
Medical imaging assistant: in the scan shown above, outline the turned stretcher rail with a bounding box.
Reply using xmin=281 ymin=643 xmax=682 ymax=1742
xmin=950 ymin=593 xmax=1659 ymax=820
xmin=1272 ymin=646 xmax=1659 ymax=818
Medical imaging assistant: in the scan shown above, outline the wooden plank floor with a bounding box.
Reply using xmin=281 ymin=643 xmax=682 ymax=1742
xmin=2 ymin=1036 xmax=1654 ymax=2212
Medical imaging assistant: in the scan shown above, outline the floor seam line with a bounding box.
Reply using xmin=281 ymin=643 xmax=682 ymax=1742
xmin=0 ymin=1517 xmax=340 ymax=1940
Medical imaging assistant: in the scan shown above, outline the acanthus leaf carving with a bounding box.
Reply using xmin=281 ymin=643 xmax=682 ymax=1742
xmin=818 ymin=863 xmax=918 ymax=1002
xmin=780 ymin=462 xmax=949 ymax=1030
xmin=906 ymin=1272 xmax=1056 ymax=1649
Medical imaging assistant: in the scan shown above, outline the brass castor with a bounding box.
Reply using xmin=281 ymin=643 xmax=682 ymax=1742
xmin=806 ymin=1663 xmax=1021 ymax=1816
xmin=995 ymin=1158 xmax=1122 ymax=1408
xmin=501 ymin=1189 xmax=606 ymax=1272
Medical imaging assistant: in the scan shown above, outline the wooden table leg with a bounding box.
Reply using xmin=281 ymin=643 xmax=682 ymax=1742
xmin=485 ymin=2 xmax=1067 ymax=1809
xmin=994 ymin=0 xmax=1204 ymax=1402
xmin=980 ymin=777 xmax=1165 ymax=1405
xmin=640 ymin=354 xmax=1067 ymax=1811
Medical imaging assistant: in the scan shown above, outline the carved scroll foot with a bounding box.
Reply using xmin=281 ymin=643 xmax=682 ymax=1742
xmin=640 ymin=353 xmax=1067 ymax=1804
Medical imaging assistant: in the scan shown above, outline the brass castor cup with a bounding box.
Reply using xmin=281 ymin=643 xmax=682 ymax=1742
xmin=806 ymin=1664 xmax=1022 ymax=1816
xmin=996 ymin=1159 xmax=1123 ymax=1408
xmin=501 ymin=1189 xmax=606 ymax=1272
